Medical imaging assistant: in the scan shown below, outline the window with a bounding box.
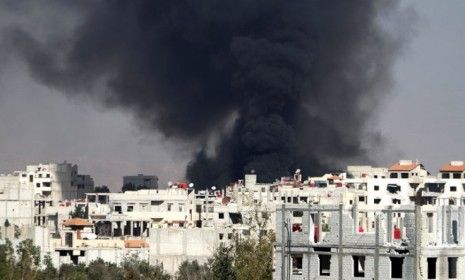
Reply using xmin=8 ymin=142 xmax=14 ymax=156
xmin=29 ymin=175 xmax=33 ymax=183
xmin=358 ymin=196 xmax=365 ymax=202
xmin=293 ymin=211 xmax=303 ymax=217
xmin=36 ymin=183 xmax=40 ymax=188
xmin=114 ymin=205 xmax=122 ymax=213
xmin=374 ymin=185 xmax=379 ymax=191
xmin=39 ymin=174 xmax=42 ymax=178
xmin=127 ymin=205 xmax=134 ymax=212
xmin=392 ymin=199 xmax=401 ymax=204
xmin=453 ymin=173 xmax=461 ymax=179
xmin=167 ymin=203 xmax=173 ymax=211
xmin=46 ymin=173 xmax=50 ymax=178
xmin=387 ymin=184 xmax=401 ymax=193
xmin=401 ymin=173 xmax=408 ymax=179
xmin=374 ymin=198 xmax=381 ymax=204
xmin=319 ymin=255 xmax=331 ymax=276
xmin=442 ymin=173 xmax=450 ymax=179
xmin=219 ymin=233 xmax=224 ymax=240
xmin=219 ymin=212 xmax=224 ymax=219
xmin=390 ymin=257 xmax=403 ymax=278
xmin=390 ymin=173 xmax=398 ymax=178
xmin=349 ymin=200 xmax=353 ymax=205
xmin=43 ymin=182 xmax=51 ymax=187
xmin=448 ymin=257 xmax=457 ymax=279
xmin=292 ymin=254 xmax=303 ymax=275
xmin=353 ymin=256 xmax=365 ymax=277
xmin=427 ymin=258 xmax=436 ymax=279
xmin=374 ymin=175 xmax=378 ymax=178
xmin=451 ymin=186 xmax=457 ymax=192
xmin=151 ymin=200 xmax=162 ymax=206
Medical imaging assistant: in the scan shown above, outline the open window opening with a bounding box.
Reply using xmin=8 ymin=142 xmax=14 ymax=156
xmin=319 ymin=254 xmax=331 ymax=276
xmin=427 ymin=257 xmax=436 ymax=279
xmin=291 ymin=254 xmax=303 ymax=275
xmin=353 ymin=256 xmax=365 ymax=277
xmin=448 ymin=257 xmax=457 ymax=279
xmin=390 ymin=257 xmax=403 ymax=279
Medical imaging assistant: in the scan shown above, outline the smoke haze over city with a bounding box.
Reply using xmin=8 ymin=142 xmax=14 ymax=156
xmin=0 ymin=1 xmax=464 ymax=188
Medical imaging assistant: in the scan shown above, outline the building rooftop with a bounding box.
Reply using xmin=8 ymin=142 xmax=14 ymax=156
xmin=440 ymin=161 xmax=465 ymax=172
xmin=124 ymin=239 xmax=148 ymax=248
xmin=63 ymin=218 xmax=93 ymax=227
xmin=388 ymin=160 xmax=419 ymax=172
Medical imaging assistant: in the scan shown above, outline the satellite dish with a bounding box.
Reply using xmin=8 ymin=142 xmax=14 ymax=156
xmin=168 ymin=181 xmax=173 ymax=187
xmin=211 ymin=186 xmax=216 ymax=191
xmin=296 ymin=169 xmax=301 ymax=174
xmin=189 ymin=183 xmax=194 ymax=188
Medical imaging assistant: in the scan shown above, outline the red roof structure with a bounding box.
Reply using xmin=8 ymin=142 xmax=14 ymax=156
xmin=388 ymin=162 xmax=418 ymax=172
xmin=440 ymin=162 xmax=465 ymax=172
xmin=124 ymin=240 xmax=149 ymax=248
xmin=63 ymin=218 xmax=93 ymax=227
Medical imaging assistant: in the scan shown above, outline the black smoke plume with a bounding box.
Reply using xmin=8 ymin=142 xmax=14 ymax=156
xmin=4 ymin=1 xmax=409 ymax=187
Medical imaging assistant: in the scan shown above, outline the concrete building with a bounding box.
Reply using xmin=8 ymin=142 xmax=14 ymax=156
xmin=0 ymin=172 xmax=34 ymax=226
xmin=123 ymin=174 xmax=159 ymax=190
xmin=4 ymin=159 xmax=465 ymax=278
xmin=272 ymin=160 xmax=465 ymax=280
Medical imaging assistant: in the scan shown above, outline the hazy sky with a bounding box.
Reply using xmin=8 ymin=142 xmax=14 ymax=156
xmin=0 ymin=0 xmax=464 ymax=189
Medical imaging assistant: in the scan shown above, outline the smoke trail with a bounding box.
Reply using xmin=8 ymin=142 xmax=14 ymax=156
xmin=3 ymin=1 xmax=410 ymax=187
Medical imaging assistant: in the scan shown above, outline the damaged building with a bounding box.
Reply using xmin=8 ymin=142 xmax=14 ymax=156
xmin=274 ymin=160 xmax=465 ymax=280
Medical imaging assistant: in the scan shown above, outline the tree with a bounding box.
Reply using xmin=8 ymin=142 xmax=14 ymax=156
xmin=208 ymin=244 xmax=235 ymax=280
xmin=69 ymin=205 xmax=88 ymax=219
xmin=3 ymin=219 xmax=10 ymax=240
xmin=37 ymin=253 xmax=58 ymax=280
xmin=14 ymin=225 xmax=21 ymax=239
xmin=87 ymin=259 xmax=122 ymax=280
xmin=176 ymin=260 xmax=211 ymax=280
xmin=121 ymin=255 xmax=171 ymax=280
xmin=0 ymin=239 xmax=15 ymax=279
xmin=233 ymin=232 xmax=274 ymax=280
xmin=16 ymin=239 xmax=41 ymax=280
xmin=58 ymin=263 xmax=88 ymax=280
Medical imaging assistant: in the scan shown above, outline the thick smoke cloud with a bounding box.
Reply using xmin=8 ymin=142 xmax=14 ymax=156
xmin=4 ymin=1 xmax=408 ymax=187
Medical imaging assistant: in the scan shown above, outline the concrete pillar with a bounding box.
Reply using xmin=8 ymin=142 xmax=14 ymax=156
xmin=352 ymin=203 xmax=358 ymax=232
xmin=338 ymin=204 xmax=343 ymax=280
xmin=374 ymin=214 xmax=380 ymax=280
xmin=414 ymin=205 xmax=422 ymax=280
xmin=387 ymin=206 xmax=393 ymax=243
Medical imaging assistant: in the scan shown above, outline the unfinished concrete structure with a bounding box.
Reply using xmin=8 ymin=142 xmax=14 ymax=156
xmin=274 ymin=202 xmax=465 ymax=279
